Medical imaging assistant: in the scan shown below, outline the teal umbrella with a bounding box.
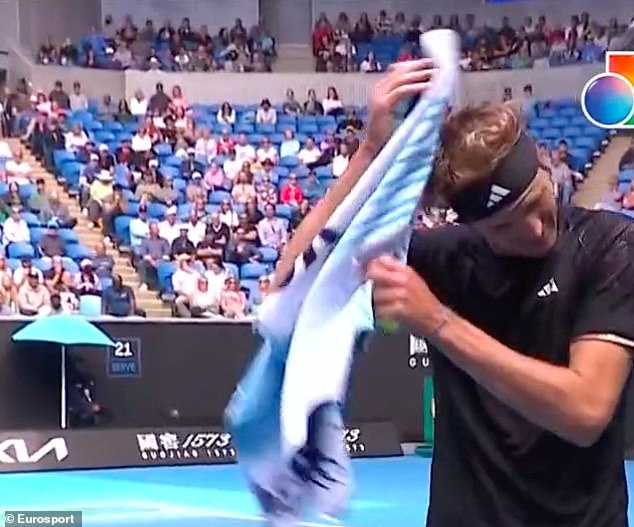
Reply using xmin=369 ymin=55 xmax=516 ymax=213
xmin=12 ymin=314 xmax=116 ymax=429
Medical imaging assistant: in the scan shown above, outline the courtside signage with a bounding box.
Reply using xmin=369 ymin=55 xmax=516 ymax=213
xmin=581 ymin=51 xmax=634 ymax=129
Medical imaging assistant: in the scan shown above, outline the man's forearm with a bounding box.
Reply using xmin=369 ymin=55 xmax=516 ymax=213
xmin=429 ymin=310 xmax=611 ymax=447
xmin=273 ymin=141 xmax=378 ymax=288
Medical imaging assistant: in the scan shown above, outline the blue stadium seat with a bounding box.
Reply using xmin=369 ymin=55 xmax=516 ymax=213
xmin=30 ymin=227 xmax=45 ymax=245
xmin=157 ymin=261 xmax=176 ymax=292
xmin=154 ymin=143 xmax=173 ymax=157
xmin=240 ymin=262 xmax=268 ymax=280
xmin=618 ymin=169 xmax=634 ymax=183
xmin=114 ymin=216 xmax=132 ymax=245
xmin=103 ymin=121 xmax=123 ymax=132
xmin=93 ymin=131 xmax=115 ymax=144
xmin=259 ymin=247 xmax=278 ymax=263
xmin=33 ymin=258 xmax=53 ymax=273
xmin=8 ymin=242 xmax=34 ymax=259
xmin=224 ymin=262 xmax=239 ymax=278
xmin=280 ymin=156 xmax=299 ymax=168
xmin=315 ymin=165 xmax=333 ymax=179
xmin=79 ymin=295 xmax=102 ymax=317
xmin=530 ymin=118 xmax=550 ymax=129
xmin=148 ymin=202 xmax=167 ymax=219
xmin=541 ymin=128 xmax=561 ymax=140
xmin=62 ymin=257 xmax=79 ymax=275
xmin=165 ymin=155 xmax=183 ymax=168
xmin=562 ymin=126 xmax=582 ymax=138
xmin=209 ymin=190 xmax=232 ymax=204
xmin=53 ymin=150 xmax=77 ymax=168
xmin=65 ymin=244 xmax=94 ymax=261
xmin=551 ymin=118 xmax=569 ymax=128
xmin=256 ymin=124 xmax=275 ymax=134
xmin=275 ymin=204 xmax=294 ymax=220
xmin=21 ymin=212 xmax=40 ymax=227
xmin=86 ymin=121 xmax=103 ymax=132
xmin=58 ymin=229 xmax=79 ymax=244
xmin=7 ymin=258 xmax=20 ymax=272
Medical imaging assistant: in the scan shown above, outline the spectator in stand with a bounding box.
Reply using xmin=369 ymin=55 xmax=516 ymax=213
xmin=87 ymin=170 xmax=114 ymax=229
xmin=3 ymin=206 xmax=30 ymax=247
xmin=374 ymin=10 xmax=394 ymax=35
xmin=256 ymin=171 xmax=278 ymax=206
xmin=280 ymin=130 xmax=300 ymax=158
xmin=75 ymin=259 xmax=101 ymax=297
xmin=195 ymin=128 xmax=218 ymax=161
xmin=188 ymin=276 xmax=221 ymax=318
xmin=99 ymin=95 xmax=117 ymax=121
xmin=51 ymin=270 xmax=79 ymax=314
xmin=551 ymin=149 xmax=574 ymax=205
xmin=257 ymin=137 xmax=279 ymax=165
xmin=172 ymin=255 xmax=199 ymax=317
xmin=137 ymin=222 xmax=170 ymax=290
xmin=65 ymin=124 xmax=89 ymax=152
xmin=102 ymin=186 xmax=128 ymax=242
xmin=49 ymin=81 xmax=70 ymax=110
xmin=103 ymin=274 xmax=139 ymax=317
xmin=298 ymin=137 xmax=321 ymax=165
xmin=217 ymin=102 xmax=236 ymax=126
xmin=217 ymin=129 xmax=235 ymax=156
xmin=38 ymin=37 xmax=58 ymax=65
xmin=257 ymin=203 xmax=287 ymax=250
xmin=148 ymin=83 xmax=171 ymax=114
xmin=42 ymin=191 xmax=76 ymax=229
xmin=344 ymin=127 xmax=360 ymax=154
xmin=129 ymin=89 xmax=148 ymax=117
xmin=251 ymin=274 xmax=271 ymax=313
xmin=220 ymin=275 xmax=247 ymax=318
xmin=39 ymin=220 xmax=65 ymax=260
xmin=183 ymin=209 xmax=206 ymax=247
xmin=280 ymin=173 xmax=303 ymax=207
xmin=171 ymin=226 xmax=195 ymax=259
xmin=232 ymin=171 xmax=256 ymax=205
xmin=332 ymin=142 xmax=351 ymax=177
xmin=197 ymin=213 xmax=230 ymax=260
xmin=14 ymin=257 xmax=43 ymax=289
xmin=131 ymin=125 xmax=154 ymax=163
xmin=245 ymin=198 xmax=264 ymax=226
xmin=360 ymin=51 xmax=382 ymax=73
xmin=301 ymin=170 xmax=324 ymax=204
xmin=129 ymin=203 xmax=150 ymax=256
xmin=203 ymin=256 xmax=227 ymax=303
xmin=69 ymin=82 xmax=88 ymax=112
xmin=353 ymin=12 xmax=375 ymax=44
xmin=234 ymin=134 xmax=256 ymax=164
xmin=290 ymin=199 xmax=311 ymax=231
xmin=2 ymin=182 xmax=26 ymax=211
xmin=0 ymin=254 xmax=12 ymax=284
xmin=204 ymin=162 xmax=227 ymax=192
xmin=256 ymin=98 xmax=277 ymax=125
xmin=323 ymin=87 xmax=344 ymax=116
xmin=283 ymin=89 xmax=302 ymax=116
xmin=304 ymin=89 xmax=324 ymax=116
xmin=338 ymin=108 xmax=363 ymax=132
xmin=17 ymin=271 xmax=50 ymax=316
xmin=113 ymin=43 xmax=134 ymax=68
xmin=218 ymin=199 xmax=238 ymax=228
xmin=226 ymin=212 xmax=259 ymax=263
xmin=158 ymin=206 xmax=181 ymax=246
xmin=6 ymin=149 xmax=32 ymax=185
xmin=92 ymin=241 xmax=114 ymax=280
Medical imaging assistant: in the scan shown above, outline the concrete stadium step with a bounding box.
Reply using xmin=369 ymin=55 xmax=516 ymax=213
xmin=15 ymin=139 xmax=167 ymax=316
xmin=573 ymin=135 xmax=633 ymax=209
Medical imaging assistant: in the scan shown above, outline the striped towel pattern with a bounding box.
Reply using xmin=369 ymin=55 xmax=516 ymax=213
xmin=225 ymin=29 xmax=459 ymax=526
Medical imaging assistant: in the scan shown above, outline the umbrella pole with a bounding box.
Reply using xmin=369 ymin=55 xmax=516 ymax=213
xmin=61 ymin=345 xmax=67 ymax=430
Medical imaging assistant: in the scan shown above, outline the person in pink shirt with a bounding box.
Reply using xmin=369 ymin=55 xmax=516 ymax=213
xmin=220 ymin=275 xmax=247 ymax=318
xmin=203 ymin=162 xmax=226 ymax=192
xmin=170 ymin=85 xmax=188 ymax=111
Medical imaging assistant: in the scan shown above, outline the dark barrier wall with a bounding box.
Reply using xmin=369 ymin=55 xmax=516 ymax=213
xmin=0 ymin=320 xmax=433 ymax=442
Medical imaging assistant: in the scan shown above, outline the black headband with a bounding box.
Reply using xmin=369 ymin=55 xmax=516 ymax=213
xmin=449 ymin=132 xmax=539 ymax=223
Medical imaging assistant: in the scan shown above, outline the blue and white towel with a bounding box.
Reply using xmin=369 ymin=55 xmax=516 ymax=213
xmin=225 ymin=29 xmax=460 ymax=526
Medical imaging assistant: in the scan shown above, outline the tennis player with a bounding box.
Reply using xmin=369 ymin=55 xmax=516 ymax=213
xmin=366 ymin=66 xmax=634 ymax=526
xmin=276 ymin=59 xmax=634 ymax=527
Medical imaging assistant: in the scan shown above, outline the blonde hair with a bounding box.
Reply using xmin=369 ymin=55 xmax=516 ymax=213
xmin=424 ymin=102 xmax=523 ymax=207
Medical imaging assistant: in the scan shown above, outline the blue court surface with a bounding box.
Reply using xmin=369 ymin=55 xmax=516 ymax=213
xmin=2 ymin=457 xmax=634 ymax=526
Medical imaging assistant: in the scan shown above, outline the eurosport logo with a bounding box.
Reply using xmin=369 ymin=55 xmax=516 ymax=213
xmin=581 ymin=52 xmax=634 ymax=129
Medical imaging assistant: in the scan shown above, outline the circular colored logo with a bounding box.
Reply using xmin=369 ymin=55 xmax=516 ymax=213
xmin=581 ymin=72 xmax=634 ymax=129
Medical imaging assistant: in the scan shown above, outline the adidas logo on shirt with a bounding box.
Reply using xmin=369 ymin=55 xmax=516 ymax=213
xmin=486 ymin=184 xmax=511 ymax=208
xmin=537 ymin=278 xmax=559 ymax=298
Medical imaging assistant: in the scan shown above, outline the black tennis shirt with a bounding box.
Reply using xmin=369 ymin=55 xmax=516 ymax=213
xmin=407 ymin=206 xmax=634 ymax=527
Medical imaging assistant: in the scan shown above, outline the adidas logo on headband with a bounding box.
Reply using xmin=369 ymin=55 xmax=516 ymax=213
xmin=486 ymin=184 xmax=511 ymax=208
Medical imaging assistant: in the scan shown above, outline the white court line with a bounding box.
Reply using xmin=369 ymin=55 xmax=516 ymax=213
xmin=3 ymin=501 xmax=347 ymax=527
